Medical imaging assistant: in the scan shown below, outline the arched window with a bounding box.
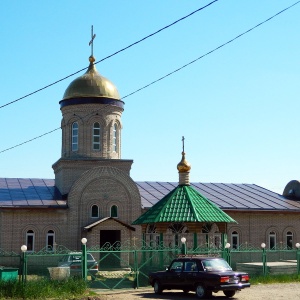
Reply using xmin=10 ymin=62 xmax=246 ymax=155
xmin=91 ymin=205 xmax=99 ymax=218
xmin=286 ymin=231 xmax=293 ymax=249
xmin=26 ymin=230 xmax=35 ymax=252
xmin=93 ymin=122 xmax=101 ymax=151
xmin=112 ymin=124 xmax=118 ymax=152
xmin=231 ymin=231 xmax=239 ymax=249
xmin=146 ymin=224 xmax=160 ymax=247
xmin=269 ymin=231 xmax=276 ymax=249
xmin=46 ymin=230 xmax=55 ymax=251
xmin=168 ymin=223 xmax=188 ymax=247
xmin=110 ymin=205 xmax=118 ymax=218
xmin=72 ymin=122 xmax=78 ymax=151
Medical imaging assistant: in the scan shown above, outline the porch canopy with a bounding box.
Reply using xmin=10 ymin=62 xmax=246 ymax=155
xmin=132 ymin=148 xmax=237 ymax=248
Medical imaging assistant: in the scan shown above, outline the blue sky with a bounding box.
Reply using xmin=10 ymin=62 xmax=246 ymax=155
xmin=1 ymin=0 xmax=299 ymax=193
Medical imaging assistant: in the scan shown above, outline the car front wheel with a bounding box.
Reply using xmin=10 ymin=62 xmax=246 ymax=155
xmin=224 ymin=290 xmax=236 ymax=297
xmin=154 ymin=280 xmax=163 ymax=294
xmin=195 ymin=284 xmax=206 ymax=299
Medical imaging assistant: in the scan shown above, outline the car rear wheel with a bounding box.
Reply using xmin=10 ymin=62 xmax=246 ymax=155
xmin=224 ymin=290 xmax=236 ymax=297
xmin=154 ymin=280 xmax=163 ymax=294
xmin=195 ymin=284 xmax=206 ymax=298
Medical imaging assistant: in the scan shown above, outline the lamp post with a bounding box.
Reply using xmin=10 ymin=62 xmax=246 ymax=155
xmin=261 ymin=243 xmax=267 ymax=276
xmin=296 ymin=243 xmax=300 ymax=275
xmin=181 ymin=237 xmax=187 ymax=256
xmin=81 ymin=238 xmax=87 ymax=280
xmin=225 ymin=243 xmax=231 ymax=266
xmin=21 ymin=245 xmax=27 ymax=283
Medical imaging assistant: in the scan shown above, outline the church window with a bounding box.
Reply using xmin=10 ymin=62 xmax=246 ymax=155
xmin=26 ymin=230 xmax=35 ymax=252
xmin=112 ymin=124 xmax=118 ymax=152
xmin=231 ymin=231 xmax=239 ymax=249
xmin=72 ymin=122 xmax=78 ymax=151
xmin=46 ymin=230 xmax=55 ymax=251
xmin=146 ymin=224 xmax=159 ymax=247
xmin=93 ymin=122 xmax=101 ymax=151
xmin=91 ymin=205 xmax=99 ymax=218
xmin=110 ymin=205 xmax=118 ymax=218
xmin=286 ymin=231 xmax=293 ymax=249
xmin=269 ymin=231 xmax=276 ymax=249
xmin=168 ymin=223 xmax=187 ymax=247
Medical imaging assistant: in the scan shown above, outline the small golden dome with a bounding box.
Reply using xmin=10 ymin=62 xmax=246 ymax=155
xmin=63 ymin=56 xmax=120 ymax=100
xmin=177 ymin=152 xmax=191 ymax=173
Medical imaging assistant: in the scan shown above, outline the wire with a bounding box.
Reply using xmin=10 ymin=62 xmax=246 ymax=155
xmin=0 ymin=128 xmax=61 ymax=153
xmin=0 ymin=0 xmax=299 ymax=154
xmin=0 ymin=104 xmax=111 ymax=154
xmin=122 ymin=0 xmax=300 ymax=99
xmin=0 ymin=0 xmax=219 ymax=110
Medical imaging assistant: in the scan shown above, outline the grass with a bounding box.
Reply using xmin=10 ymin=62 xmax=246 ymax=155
xmin=0 ymin=277 xmax=89 ymax=300
xmin=250 ymin=273 xmax=300 ymax=285
xmin=1 ymin=273 xmax=300 ymax=299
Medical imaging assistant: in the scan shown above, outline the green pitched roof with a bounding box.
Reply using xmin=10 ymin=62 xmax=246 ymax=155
xmin=132 ymin=185 xmax=236 ymax=225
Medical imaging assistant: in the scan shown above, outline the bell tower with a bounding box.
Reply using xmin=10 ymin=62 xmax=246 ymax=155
xmin=52 ymin=54 xmax=133 ymax=196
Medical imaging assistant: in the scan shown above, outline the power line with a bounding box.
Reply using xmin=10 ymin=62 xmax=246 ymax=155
xmin=122 ymin=0 xmax=300 ymax=99
xmin=0 ymin=0 xmax=219 ymax=110
xmin=0 ymin=1 xmax=299 ymax=154
xmin=0 ymin=128 xmax=61 ymax=153
xmin=0 ymin=104 xmax=111 ymax=154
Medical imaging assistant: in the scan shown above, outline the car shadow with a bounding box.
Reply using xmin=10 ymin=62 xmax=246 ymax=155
xmin=134 ymin=291 xmax=238 ymax=299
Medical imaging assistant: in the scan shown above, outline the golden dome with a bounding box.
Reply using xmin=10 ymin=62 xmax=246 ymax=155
xmin=177 ymin=152 xmax=191 ymax=173
xmin=62 ymin=56 xmax=120 ymax=100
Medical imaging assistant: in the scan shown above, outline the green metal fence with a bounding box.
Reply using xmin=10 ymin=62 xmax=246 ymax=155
xmin=2 ymin=242 xmax=300 ymax=289
xmin=0 ymin=249 xmax=22 ymax=280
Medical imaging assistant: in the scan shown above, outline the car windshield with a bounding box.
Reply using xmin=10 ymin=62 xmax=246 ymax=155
xmin=71 ymin=255 xmax=81 ymax=262
xmin=69 ymin=253 xmax=95 ymax=262
xmin=202 ymin=259 xmax=232 ymax=272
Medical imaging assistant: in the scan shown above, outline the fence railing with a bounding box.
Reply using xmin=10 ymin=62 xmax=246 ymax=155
xmin=1 ymin=242 xmax=300 ymax=289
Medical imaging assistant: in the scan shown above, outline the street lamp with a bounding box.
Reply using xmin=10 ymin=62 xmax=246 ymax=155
xmin=81 ymin=238 xmax=87 ymax=280
xmin=181 ymin=237 xmax=187 ymax=255
xmin=296 ymin=243 xmax=300 ymax=275
xmin=261 ymin=243 xmax=267 ymax=276
xmin=21 ymin=245 xmax=27 ymax=283
xmin=224 ymin=243 xmax=231 ymax=265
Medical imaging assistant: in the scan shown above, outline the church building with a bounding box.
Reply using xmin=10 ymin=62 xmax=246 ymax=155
xmin=0 ymin=52 xmax=300 ymax=254
xmin=0 ymin=54 xmax=141 ymax=252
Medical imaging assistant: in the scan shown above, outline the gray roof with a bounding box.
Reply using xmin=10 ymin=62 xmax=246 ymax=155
xmin=0 ymin=178 xmax=65 ymax=208
xmin=0 ymin=178 xmax=299 ymax=212
xmin=136 ymin=182 xmax=300 ymax=212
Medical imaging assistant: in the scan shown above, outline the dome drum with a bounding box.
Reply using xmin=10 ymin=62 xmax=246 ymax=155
xmin=59 ymin=97 xmax=124 ymax=109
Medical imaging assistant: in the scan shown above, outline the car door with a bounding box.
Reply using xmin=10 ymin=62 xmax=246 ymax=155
xmin=182 ymin=260 xmax=199 ymax=289
xmin=164 ymin=260 xmax=184 ymax=289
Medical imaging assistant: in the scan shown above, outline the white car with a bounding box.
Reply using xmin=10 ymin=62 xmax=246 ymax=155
xmin=58 ymin=252 xmax=98 ymax=277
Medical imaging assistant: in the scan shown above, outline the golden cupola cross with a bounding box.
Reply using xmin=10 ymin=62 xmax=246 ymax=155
xmin=89 ymin=25 xmax=96 ymax=57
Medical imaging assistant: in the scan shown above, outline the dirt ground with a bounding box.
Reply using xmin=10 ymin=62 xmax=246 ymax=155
xmin=93 ymin=282 xmax=300 ymax=300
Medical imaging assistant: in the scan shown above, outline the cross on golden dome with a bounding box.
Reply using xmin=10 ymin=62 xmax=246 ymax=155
xmin=89 ymin=25 xmax=96 ymax=57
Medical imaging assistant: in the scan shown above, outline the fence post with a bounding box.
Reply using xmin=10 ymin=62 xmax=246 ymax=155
xmin=21 ymin=245 xmax=27 ymax=283
xmin=296 ymin=243 xmax=300 ymax=275
xmin=261 ymin=243 xmax=267 ymax=276
xmin=224 ymin=243 xmax=231 ymax=266
xmin=81 ymin=238 xmax=87 ymax=280
xmin=134 ymin=250 xmax=139 ymax=289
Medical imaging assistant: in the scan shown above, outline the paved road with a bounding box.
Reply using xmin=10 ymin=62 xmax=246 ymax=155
xmin=98 ymin=283 xmax=300 ymax=300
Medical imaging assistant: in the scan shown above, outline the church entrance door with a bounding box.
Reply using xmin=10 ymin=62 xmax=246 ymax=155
xmin=100 ymin=230 xmax=121 ymax=268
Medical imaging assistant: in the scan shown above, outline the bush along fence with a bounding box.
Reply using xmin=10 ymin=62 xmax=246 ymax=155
xmin=1 ymin=240 xmax=300 ymax=290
